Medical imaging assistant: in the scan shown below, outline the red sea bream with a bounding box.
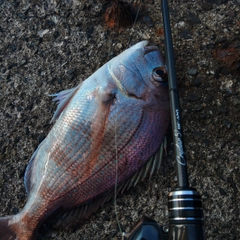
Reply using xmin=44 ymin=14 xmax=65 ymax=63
xmin=0 ymin=41 xmax=170 ymax=240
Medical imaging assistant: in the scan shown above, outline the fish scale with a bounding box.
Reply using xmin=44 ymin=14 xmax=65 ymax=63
xmin=0 ymin=41 xmax=170 ymax=240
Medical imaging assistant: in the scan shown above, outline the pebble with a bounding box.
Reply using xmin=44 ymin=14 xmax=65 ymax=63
xmin=141 ymin=32 xmax=150 ymax=40
xmin=37 ymin=29 xmax=50 ymax=38
xmin=188 ymin=68 xmax=198 ymax=75
xmin=231 ymin=96 xmax=240 ymax=106
xmin=116 ymin=43 xmax=122 ymax=49
xmin=175 ymin=21 xmax=186 ymax=28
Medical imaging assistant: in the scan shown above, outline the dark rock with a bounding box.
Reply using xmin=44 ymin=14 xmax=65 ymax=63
xmin=179 ymin=29 xmax=192 ymax=39
xmin=142 ymin=16 xmax=154 ymax=27
xmin=221 ymin=68 xmax=231 ymax=75
xmin=205 ymin=0 xmax=228 ymax=4
xmin=193 ymin=104 xmax=203 ymax=111
xmin=221 ymin=87 xmax=232 ymax=96
xmin=191 ymin=178 xmax=197 ymax=187
xmin=11 ymin=207 xmax=19 ymax=215
xmin=199 ymin=113 xmax=207 ymax=119
xmin=17 ymin=106 xmax=23 ymax=112
xmin=44 ymin=20 xmax=56 ymax=28
xmin=227 ymin=177 xmax=238 ymax=194
xmin=219 ymin=106 xmax=227 ymax=114
xmin=8 ymin=44 xmax=17 ymax=52
xmin=103 ymin=214 xmax=110 ymax=221
xmin=194 ymin=77 xmax=202 ymax=87
xmin=53 ymin=31 xmax=60 ymax=39
xmin=233 ymin=0 xmax=240 ymax=5
xmin=86 ymin=26 xmax=94 ymax=36
xmin=223 ymin=119 xmax=232 ymax=129
xmin=185 ymin=11 xmax=201 ymax=25
xmin=24 ymin=127 xmax=30 ymax=135
xmin=5 ymin=113 xmax=12 ymax=118
xmin=201 ymin=3 xmax=213 ymax=11
xmin=38 ymin=134 xmax=45 ymax=144
xmin=219 ymin=187 xmax=226 ymax=195
xmin=187 ymin=93 xmax=201 ymax=102
xmin=214 ymin=67 xmax=222 ymax=79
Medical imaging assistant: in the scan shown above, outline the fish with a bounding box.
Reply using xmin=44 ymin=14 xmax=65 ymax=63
xmin=0 ymin=41 xmax=170 ymax=240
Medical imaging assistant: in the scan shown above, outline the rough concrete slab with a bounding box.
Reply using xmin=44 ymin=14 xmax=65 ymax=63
xmin=0 ymin=0 xmax=239 ymax=239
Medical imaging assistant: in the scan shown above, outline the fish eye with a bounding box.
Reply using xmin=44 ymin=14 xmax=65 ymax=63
xmin=152 ymin=67 xmax=168 ymax=82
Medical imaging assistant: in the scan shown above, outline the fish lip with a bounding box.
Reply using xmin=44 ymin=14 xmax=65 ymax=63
xmin=144 ymin=45 xmax=159 ymax=54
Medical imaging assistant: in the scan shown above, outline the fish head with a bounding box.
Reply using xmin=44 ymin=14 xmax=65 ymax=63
xmin=108 ymin=41 xmax=168 ymax=103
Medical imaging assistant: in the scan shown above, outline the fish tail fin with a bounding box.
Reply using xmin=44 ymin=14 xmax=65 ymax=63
xmin=0 ymin=214 xmax=36 ymax=240
xmin=0 ymin=215 xmax=18 ymax=240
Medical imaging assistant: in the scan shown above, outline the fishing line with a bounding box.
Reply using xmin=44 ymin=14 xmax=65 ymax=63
xmin=127 ymin=0 xmax=142 ymax=47
xmin=132 ymin=0 xmax=142 ymax=27
xmin=113 ymin=99 xmax=122 ymax=235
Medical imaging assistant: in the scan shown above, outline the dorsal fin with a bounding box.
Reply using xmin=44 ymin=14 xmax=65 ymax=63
xmin=51 ymin=139 xmax=167 ymax=229
xmin=24 ymin=86 xmax=80 ymax=194
xmin=50 ymin=85 xmax=80 ymax=122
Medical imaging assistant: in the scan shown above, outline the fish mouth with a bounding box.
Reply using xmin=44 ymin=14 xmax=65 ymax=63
xmin=144 ymin=45 xmax=159 ymax=54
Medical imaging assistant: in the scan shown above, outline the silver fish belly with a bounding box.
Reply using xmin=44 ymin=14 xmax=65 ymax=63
xmin=0 ymin=41 xmax=170 ymax=240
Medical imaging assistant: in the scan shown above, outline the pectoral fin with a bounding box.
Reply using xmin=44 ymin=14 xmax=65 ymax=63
xmin=50 ymin=85 xmax=81 ymax=122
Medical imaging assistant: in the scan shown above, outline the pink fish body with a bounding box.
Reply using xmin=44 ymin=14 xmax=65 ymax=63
xmin=0 ymin=41 xmax=170 ymax=240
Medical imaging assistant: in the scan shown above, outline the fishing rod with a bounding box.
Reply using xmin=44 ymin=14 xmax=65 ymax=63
xmin=122 ymin=0 xmax=205 ymax=239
